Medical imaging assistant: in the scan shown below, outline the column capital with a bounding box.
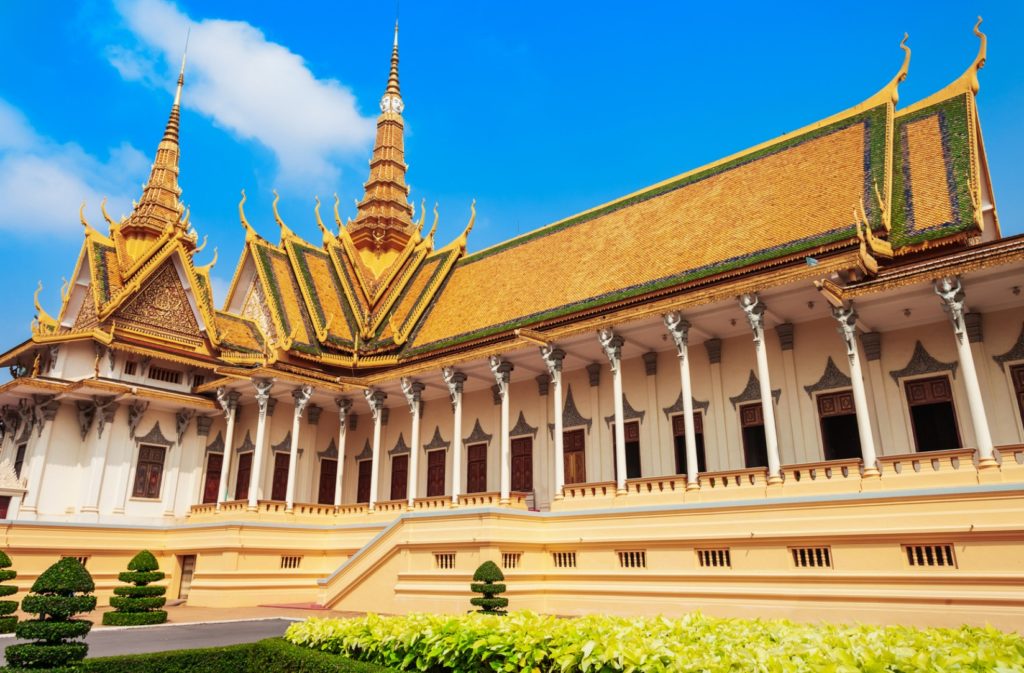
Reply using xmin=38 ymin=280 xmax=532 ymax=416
xmin=252 ymin=377 xmax=275 ymax=419
xmin=363 ymin=389 xmax=387 ymax=420
xmin=831 ymin=303 xmax=859 ymax=362
xmin=215 ymin=387 xmax=240 ymax=415
xmin=291 ymin=384 xmax=314 ymax=417
xmin=442 ymin=366 xmax=467 ymax=402
xmin=859 ymin=332 xmax=882 ymax=361
xmin=598 ymin=328 xmax=624 ymax=373
xmin=489 ymin=356 xmax=514 ymax=396
xmin=934 ymin=276 xmax=967 ymax=342
xmin=335 ymin=396 xmax=353 ymax=418
xmin=663 ymin=311 xmax=691 ymax=358
xmin=535 ymin=373 xmax=551 ymax=396
xmin=738 ymin=293 xmax=766 ymax=339
xmin=400 ymin=377 xmax=425 ymax=414
xmin=540 ymin=344 xmax=566 ymax=376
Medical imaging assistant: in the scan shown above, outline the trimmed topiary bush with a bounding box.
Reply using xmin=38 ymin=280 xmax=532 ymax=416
xmin=102 ymin=550 xmax=167 ymax=626
xmin=5 ymin=556 xmax=96 ymax=669
xmin=0 ymin=550 xmax=18 ymax=634
xmin=469 ymin=560 xmax=507 ymax=614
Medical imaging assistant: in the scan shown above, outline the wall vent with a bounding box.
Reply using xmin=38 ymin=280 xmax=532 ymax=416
xmin=791 ymin=546 xmax=832 ymax=568
xmin=148 ymin=366 xmax=182 ymax=385
xmin=904 ymin=544 xmax=956 ymax=568
xmin=123 ymin=361 xmax=138 ymax=376
xmin=280 ymin=556 xmax=302 ymax=569
xmin=617 ymin=550 xmax=646 ymax=569
xmin=552 ymin=551 xmax=577 ymax=569
xmin=697 ymin=548 xmax=732 ymax=568
xmin=501 ymin=552 xmax=522 ymax=570
xmin=434 ymin=553 xmax=456 ymax=570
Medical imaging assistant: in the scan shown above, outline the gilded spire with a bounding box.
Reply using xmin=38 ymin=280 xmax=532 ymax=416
xmin=384 ymin=21 xmax=402 ymax=105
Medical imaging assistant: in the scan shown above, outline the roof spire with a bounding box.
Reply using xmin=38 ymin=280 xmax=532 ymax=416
xmin=381 ymin=21 xmax=403 ymax=113
xmin=174 ymin=28 xmax=189 ymax=107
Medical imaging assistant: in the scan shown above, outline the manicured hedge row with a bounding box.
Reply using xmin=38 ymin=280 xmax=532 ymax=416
xmin=286 ymin=611 xmax=1024 ymax=673
xmin=0 ymin=638 xmax=397 ymax=673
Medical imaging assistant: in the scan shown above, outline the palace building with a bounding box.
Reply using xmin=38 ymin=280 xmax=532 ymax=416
xmin=1 ymin=22 xmax=1023 ymax=628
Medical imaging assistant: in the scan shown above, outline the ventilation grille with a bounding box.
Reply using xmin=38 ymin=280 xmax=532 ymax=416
xmin=434 ymin=553 xmax=456 ymax=570
xmin=61 ymin=556 xmax=89 ymax=568
xmin=904 ymin=544 xmax=956 ymax=568
xmin=502 ymin=552 xmax=521 ymax=570
xmin=552 ymin=552 xmax=577 ymax=568
xmin=791 ymin=547 xmax=832 ymax=568
xmin=617 ymin=550 xmax=646 ymax=569
xmin=697 ymin=548 xmax=732 ymax=568
xmin=192 ymin=374 xmax=206 ymax=388
xmin=280 ymin=556 xmax=302 ymax=569
xmin=123 ymin=361 xmax=138 ymax=376
xmin=148 ymin=366 xmax=182 ymax=385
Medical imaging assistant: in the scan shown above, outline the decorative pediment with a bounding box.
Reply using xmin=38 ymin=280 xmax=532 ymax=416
xmin=661 ymin=392 xmax=711 ymax=419
xmin=889 ymin=341 xmax=958 ymax=382
xmin=993 ymin=322 xmax=1024 ymax=371
xmin=729 ymin=371 xmax=781 ymax=409
xmin=355 ymin=439 xmax=372 ymax=462
xmin=235 ymin=430 xmax=256 ymax=454
xmin=319 ymin=438 xmax=338 ymax=460
xmin=205 ymin=431 xmax=225 ymax=454
xmin=270 ymin=431 xmax=302 ymax=456
xmin=548 ymin=385 xmax=593 ymax=438
xmin=509 ymin=411 xmax=538 ymax=439
xmin=804 ymin=357 xmax=853 ymax=397
xmin=463 ymin=419 xmax=492 ymax=446
xmin=388 ymin=433 xmax=410 ymax=456
xmin=0 ymin=459 xmax=26 ymax=494
xmin=112 ymin=261 xmax=203 ymax=341
xmin=136 ymin=421 xmax=173 ymax=447
xmin=423 ymin=426 xmax=450 ymax=453
xmin=604 ymin=395 xmax=646 ymax=427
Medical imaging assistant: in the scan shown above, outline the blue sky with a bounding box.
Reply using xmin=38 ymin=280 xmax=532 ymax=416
xmin=0 ymin=1 xmax=1022 ymax=347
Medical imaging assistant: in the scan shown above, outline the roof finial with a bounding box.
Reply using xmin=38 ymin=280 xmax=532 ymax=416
xmin=967 ymin=17 xmax=987 ymax=95
xmin=175 ymin=28 xmax=190 ymax=107
xmin=271 ymin=189 xmax=293 ymax=238
xmin=239 ymin=189 xmax=257 ymax=240
xmin=380 ymin=21 xmax=403 ymax=113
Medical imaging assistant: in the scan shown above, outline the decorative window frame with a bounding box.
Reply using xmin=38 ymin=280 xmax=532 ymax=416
xmin=896 ymin=371 xmax=965 ymax=453
xmin=992 ymin=323 xmax=1024 ymax=442
xmin=128 ymin=422 xmax=174 ymax=503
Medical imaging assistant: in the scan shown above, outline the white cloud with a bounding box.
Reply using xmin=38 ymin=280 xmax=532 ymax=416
xmin=111 ymin=0 xmax=377 ymax=188
xmin=0 ymin=98 xmax=148 ymax=235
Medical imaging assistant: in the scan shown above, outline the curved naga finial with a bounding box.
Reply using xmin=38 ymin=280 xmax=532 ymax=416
xmin=196 ymin=247 xmax=218 ymax=274
xmin=332 ymin=193 xmax=344 ymax=230
xmin=239 ymin=189 xmax=257 ymax=240
xmin=100 ymin=197 xmax=118 ymax=228
xmin=33 ymin=281 xmax=57 ymax=327
xmin=427 ymin=201 xmax=439 ymax=240
xmin=890 ymin=33 xmax=911 ymax=106
xmin=967 ymin=16 xmax=987 ymax=94
xmin=271 ymin=189 xmax=293 ymax=238
xmin=79 ymin=201 xmax=91 ymax=230
xmin=314 ymin=196 xmax=330 ymax=238
xmin=416 ymin=198 xmax=426 ymax=234
xmin=454 ymin=199 xmax=476 ymax=250
xmin=194 ymin=234 xmax=208 ymax=254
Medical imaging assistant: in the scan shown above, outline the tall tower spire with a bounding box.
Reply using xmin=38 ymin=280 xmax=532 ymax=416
xmin=117 ymin=36 xmax=192 ymax=265
xmin=347 ymin=22 xmax=414 ymax=258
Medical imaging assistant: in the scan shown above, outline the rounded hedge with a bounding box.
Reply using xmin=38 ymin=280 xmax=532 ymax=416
xmin=470 ymin=596 xmax=509 ymax=610
xmin=13 ymin=556 xmax=95 ymax=669
xmin=0 ymin=550 xmax=11 ymax=567
xmin=472 ymin=561 xmax=504 ymax=583
xmin=105 ymin=550 xmax=167 ymax=627
xmin=470 ymin=582 xmax=506 ymax=595
xmin=127 ymin=550 xmax=160 ymax=572
xmin=0 ymin=550 xmax=16 ymax=634
xmin=117 ymin=570 xmax=165 ymax=585
xmin=0 ymin=568 xmax=17 ymax=582
xmin=113 ymin=584 xmax=166 ymax=598
xmin=109 ymin=596 xmax=166 ymax=612
xmin=6 ymin=641 xmax=89 ymax=669
xmin=32 ymin=557 xmax=95 ymax=595
xmin=15 ymin=618 xmax=93 ymax=642
xmin=101 ymin=610 xmax=169 ymax=627
xmin=21 ymin=593 xmax=97 ymax=619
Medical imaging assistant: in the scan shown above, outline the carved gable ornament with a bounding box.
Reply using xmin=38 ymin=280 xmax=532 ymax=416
xmin=993 ymin=322 xmax=1024 ymax=371
xmin=463 ymin=419 xmax=493 ymax=447
xmin=509 ymin=411 xmax=538 ymax=439
xmin=235 ymin=430 xmax=256 ymax=454
xmin=355 ymin=439 xmax=373 ymax=462
xmin=136 ymin=421 xmax=174 ymax=447
xmin=115 ymin=262 xmax=203 ymax=339
xmin=804 ymin=357 xmax=853 ymax=397
xmin=422 ymin=426 xmax=450 ymax=453
xmin=729 ymin=371 xmax=781 ymax=409
xmin=205 ymin=431 xmax=225 ymax=454
xmin=547 ymin=385 xmax=593 ymax=438
xmin=271 ymin=431 xmax=302 ymax=456
xmin=662 ymin=392 xmax=711 ymax=419
xmin=604 ymin=395 xmax=647 ymax=427
xmin=388 ymin=433 xmax=410 ymax=456
xmin=319 ymin=438 xmax=338 ymax=460
xmin=889 ymin=341 xmax=958 ymax=382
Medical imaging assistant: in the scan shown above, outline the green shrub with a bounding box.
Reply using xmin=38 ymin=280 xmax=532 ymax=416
xmin=102 ymin=550 xmax=167 ymax=627
xmin=0 ymin=550 xmax=17 ymax=633
xmin=469 ymin=560 xmax=507 ymax=614
xmin=285 ymin=611 xmax=1024 ymax=673
xmin=6 ymin=557 xmax=95 ymax=670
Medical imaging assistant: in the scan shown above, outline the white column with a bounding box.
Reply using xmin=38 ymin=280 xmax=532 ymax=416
xmin=363 ymin=389 xmax=386 ymax=510
xmin=541 ymin=346 xmax=567 ymax=499
xmin=333 ymin=398 xmax=352 ymax=506
xmin=935 ymin=277 xmax=996 ymax=468
xmin=832 ymin=304 xmax=880 ymax=477
xmin=19 ymin=398 xmax=60 ymax=518
xmin=286 ymin=385 xmax=313 ymax=510
xmin=248 ymin=377 xmax=274 ymax=510
xmin=665 ymin=312 xmax=700 ymax=490
xmin=738 ymin=294 xmax=782 ymax=484
xmin=599 ymin=328 xmax=628 ymax=494
xmin=81 ymin=398 xmax=119 ymax=516
xmin=443 ymin=367 xmax=467 ymax=504
xmin=401 ymin=378 xmax=424 ymax=509
xmin=489 ymin=356 xmax=514 ymax=504
xmin=215 ymin=389 xmax=240 ymax=506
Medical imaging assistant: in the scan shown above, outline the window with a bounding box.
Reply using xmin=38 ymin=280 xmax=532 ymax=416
xmin=280 ymin=556 xmax=302 ymax=569
xmin=511 ymin=437 xmax=533 ymax=491
xmin=791 ymin=546 xmax=832 ymax=568
xmin=552 ymin=552 xmax=577 ymax=568
xmin=390 ymin=454 xmax=408 ymax=501
xmin=434 ymin=553 xmax=456 ymax=570
xmin=904 ymin=544 xmax=956 ymax=568
xmin=672 ymin=413 xmax=707 ymax=475
xmin=502 ymin=552 xmax=522 ymax=569
xmin=132 ymin=445 xmax=166 ymax=499
xmin=356 ymin=460 xmax=372 ymax=504
xmin=617 ymin=550 xmax=646 ymax=568
xmin=1010 ymin=365 xmax=1024 ymax=430
xmin=202 ymin=453 xmax=222 ymax=504
xmin=192 ymin=374 xmax=206 ymax=388
xmin=318 ymin=458 xmax=337 ymax=505
xmin=13 ymin=442 xmax=27 ymax=478
xmin=234 ymin=452 xmax=253 ymax=501
xmin=904 ymin=377 xmax=961 ymax=452
xmin=0 ymin=497 xmax=9 ymax=519
xmin=697 ymin=548 xmax=731 ymax=568
xmin=816 ymin=390 xmax=861 ymax=460
xmin=740 ymin=403 xmax=769 ymax=468
xmin=611 ymin=421 xmax=642 ymax=480
xmin=466 ymin=443 xmax=487 ymax=493
xmin=148 ymin=366 xmax=182 ymax=385
xmin=563 ymin=429 xmax=586 ymax=485
xmin=271 ymin=452 xmax=289 ymax=501
xmin=123 ymin=361 xmax=138 ymax=376
xmin=426 ymin=450 xmax=445 ymax=498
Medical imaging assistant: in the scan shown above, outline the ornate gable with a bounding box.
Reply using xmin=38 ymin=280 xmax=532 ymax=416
xmin=114 ymin=262 xmax=202 ymax=340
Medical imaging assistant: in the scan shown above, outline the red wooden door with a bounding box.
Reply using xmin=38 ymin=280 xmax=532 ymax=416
xmin=391 ymin=454 xmax=409 ymax=501
xmin=271 ymin=452 xmax=289 ymax=501
xmin=563 ymin=429 xmax=586 ymax=485
xmin=356 ymin=460 xmax=372 ymax=503
xmin=511 ymin=437 xmax=533 ymax=491
xmin=426 ymin=450 xmax=446 ymax=497
xmin=466 ymin=444 xmax=487 ymax=493
xmin=202 ymin=453 xmax=222 ymax=504
xmin=317 ymin=458 xmax=337 ymax=505
xmin=234 ymin=452 xmax=252 ymax=500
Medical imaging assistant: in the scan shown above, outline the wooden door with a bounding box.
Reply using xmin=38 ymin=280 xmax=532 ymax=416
xmin=317 ymin=458 xmax=337 ymax=505
xmin=271 ymin=452 xmax=289 ymax=501
xmin=202 ymin=453 xmax=222 ymax=504
xmin=1011 ymin=365 xmax=1024 ymax=427
xmin=817 ymin=390 xmax=861 ymax=460
xmin=426 ymin=450 xmax=446 ymax=497
xmin=740 ymin=403 xmax=769 ymax=468
xmin=391 ymin=454 xmax=409 ymax=501
xmin=466 ymin=444 xmax=487 ymax=493
xmin=904 ymin=376 xmax=962 ymax=452
xmin=356 ymin=460 xmax=372 ymax=503
xmin=672 ymin=413 xmax=707 ymax=474
xmin=511 ymin=437 xmax=533 ymax=491
xmin=234 ymin=452 xmax=252 ymax=500
xmin=177 ymin=555 xmax=196 ymax=600
xmin=563 ymin=429 xmax=586 ymax=485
